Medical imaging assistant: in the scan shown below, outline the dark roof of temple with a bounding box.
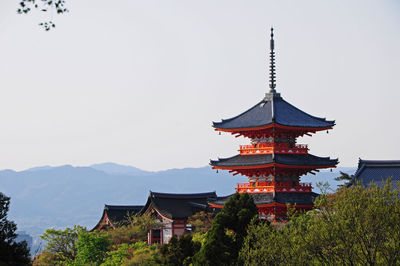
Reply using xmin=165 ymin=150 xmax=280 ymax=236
xmin=213 ymin=94 xmax=335 ymax=130
xmin=91 ymin=205 xmax=144 ymax=230
xmin=212 ymin=192 xmax=319 ymax=206
xmin=349 ymin=159 xmax=400 ymax=189
xmin=211 ymin=153 xmax=338 ymax=168
xmin=142 ymin=191 xmax=218 ymax=220
xmin=104 ymin=205 xmax=144 ymax=225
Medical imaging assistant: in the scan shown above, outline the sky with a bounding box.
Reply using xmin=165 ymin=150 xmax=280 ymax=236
xmin=0 ymin=0 xmax=399 ymax=171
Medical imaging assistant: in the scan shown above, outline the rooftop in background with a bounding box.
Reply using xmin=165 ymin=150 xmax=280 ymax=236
xmin=350 ymin=159 xmax=400 ymax=189
xmin=142 ymin=191 xmax=217 ymax=220
xmin=91 ymin=205 xmax=144 ymax=231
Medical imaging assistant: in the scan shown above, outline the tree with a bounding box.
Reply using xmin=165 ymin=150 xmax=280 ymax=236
xmin=0 ymin=192 xmax=31 ymax=265
xmin=193 ymin=193 xmax=258 ymax=266
xmin=74 ymin=231 xmax=110 ymax=265
xmin=160 ymin=234 xmax=200 ymax=266
xmin=239 ymin=218 xmax=287 ymax=265
xmin=105 ymin=213 xmax=162 ymax=245
xmin=239 ymin=180 xmax=400 ymax=265
xmin=187 ymin=211 xmax=214 ymax=234
xmin=39 ymin=225 xmax=85 ymax=263
xmin=102 ymin=241 xmax=161 ymax=265
xmin=334 ymin=171 xmax=354 ymax=187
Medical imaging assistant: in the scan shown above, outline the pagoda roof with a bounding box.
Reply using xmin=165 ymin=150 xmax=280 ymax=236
xmin=213 ymin=94 xmax=335 ymax=131
xmin=91 ymin=205 xmax=144 ymax=231
xmin=142 ymin=191 xmax=217 ymax=220
xmin=104 ymin=205 xmax=143 ymax=224
xmin=211 ymin=192 xmax=319 ymax=206
xmin=349 ymin=159 xmax=400 ymax=190
xmin=210 ymin=153 xmax=338 ymax=169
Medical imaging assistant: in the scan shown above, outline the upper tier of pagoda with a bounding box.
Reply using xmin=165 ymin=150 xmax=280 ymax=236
xmin=213 ymin=92 xmax=335 ymax=138
xmin=213 ymin=29 xmax=334 ymax=139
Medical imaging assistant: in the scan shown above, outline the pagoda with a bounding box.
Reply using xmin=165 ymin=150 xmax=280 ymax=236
xmin=210 ymin=29 xmax=338 ymax=221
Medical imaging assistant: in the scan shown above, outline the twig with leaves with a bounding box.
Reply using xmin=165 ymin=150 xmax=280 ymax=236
xmin=17 ymin=0 xmax=68 ymax=31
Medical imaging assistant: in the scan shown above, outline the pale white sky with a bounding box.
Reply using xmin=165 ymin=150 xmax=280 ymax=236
xmin=0 ymin=0 xmax=399 ymax=171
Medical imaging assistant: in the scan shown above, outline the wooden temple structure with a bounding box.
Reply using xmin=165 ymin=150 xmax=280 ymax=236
xmin=92 ymin=192 xmax=218 ymax=244
xmin=142 ymin=191 xmax=217 ymax=244
xmin=92 ymin=205 xmax=143 ymax=231
xmin=209 ymin=28 xmax=338 ymax=221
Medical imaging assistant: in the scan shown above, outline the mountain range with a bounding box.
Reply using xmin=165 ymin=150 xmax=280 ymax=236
xmin=0 ymin=162 xmax=356 ymax=254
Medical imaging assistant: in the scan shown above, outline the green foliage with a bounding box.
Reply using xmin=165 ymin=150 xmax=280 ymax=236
xmin=160 ymin=234 xmax=200 ymax=265
xmin=187 ymin=211 xmax=214 ymax=234
xmin=106 ymin=213 xmax=162 ymax=245
xmin=40 ymin=225 xmax=85 ymax=263
xmin=101 ymin=243 xmax=132 ymax=265
xmin=0 ymin=192 xmax=31 ymax=265
xmin=193 ymin=193 xmax=258 ymax=266
xmin=239 ymin=180 xmax=400 ymax=265
xmin=104 ymin=241 xmax=160 ymax=266
xmin=74 ymin=231 xmax=111 ymax=265
xmin=37 ymin=212 xmax=163 ymax=265
xmin=191 ymin=232 xmax=207 ymax=246
xmin=34 ymin=251 xmax=59 ymax=265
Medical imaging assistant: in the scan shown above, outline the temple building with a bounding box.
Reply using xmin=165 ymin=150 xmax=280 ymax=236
xmin=92 ymin=191 xmax=218 ymax=244
xmin=92 ymin=205 xmax=143 ymax=231
xmin=349 ymin=159 xmax=400 ymax=190
xmin=209 ymin=28 xmax=338 ymax=221
xmin=141 ymin=191 xmax=217 ymax=244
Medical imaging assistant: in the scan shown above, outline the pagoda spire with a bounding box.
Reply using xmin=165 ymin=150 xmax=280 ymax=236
xmin=269 ymin=27 xmax=277 ymax=94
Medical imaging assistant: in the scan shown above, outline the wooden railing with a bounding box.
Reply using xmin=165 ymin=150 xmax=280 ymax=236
xmin=239 ymin=143 xmax=308 ymax=155
xmin=236 ymin=181 xmax=312 ymax=193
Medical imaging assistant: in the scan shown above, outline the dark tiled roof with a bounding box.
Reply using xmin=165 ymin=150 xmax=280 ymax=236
xmin=105 ymin=205 xmax=144 ymax=225
xmin=211 ymin=194 xmax=234 ymax=206
xmin=213 ymin=94 xmax=335 ymax=130
xmin=212 ymin=192 xmax=318 ymax=206
xmin=210 ymin=153 xmax=338 ymax=168
xmin=350 ymin=159 xmax=400 ymax=189
xmin=142 ymin=192 xmax=218 ymax=220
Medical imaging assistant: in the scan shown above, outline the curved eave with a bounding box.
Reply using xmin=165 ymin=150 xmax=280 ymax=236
xmin=91 ymin=208 xmax=116 ymax=231
xmin=142 ymin=199 xmax=174 ymax=222
xmin=152 ymin=206 xmax=175 ymax=222
xmin=212 ymin=99 xmax=267 ymax=128
xmin=213 ymin=122 xmax=334 ymax=133
xmin=210 ymin=162 xmax=337 ymax=170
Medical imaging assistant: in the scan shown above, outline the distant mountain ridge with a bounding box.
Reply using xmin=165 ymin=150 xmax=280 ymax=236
xmin=90 ymin=162 xmax=152 ymax=176
xmin=0 ymin=162 xmax=356 ymax=255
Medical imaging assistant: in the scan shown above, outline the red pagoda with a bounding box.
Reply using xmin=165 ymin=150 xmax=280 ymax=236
xmin=210 ymin=29 xmax=338 ymax=221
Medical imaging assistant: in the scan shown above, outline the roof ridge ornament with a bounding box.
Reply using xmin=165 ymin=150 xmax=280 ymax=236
xmin=265 ymin=27 xmax=281 ymax=100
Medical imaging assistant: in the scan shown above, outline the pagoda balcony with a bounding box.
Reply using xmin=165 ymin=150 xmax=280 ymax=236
xmin=236 ymin=181 xmax=312 ymax=193
xmin=239 ymin=143 xmax=308 ymax=155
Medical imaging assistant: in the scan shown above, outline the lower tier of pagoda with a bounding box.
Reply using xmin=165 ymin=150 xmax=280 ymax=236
xmin=258 ymin=203 xmax=314 ymax=221
xmin=210 ymin=191 xmax=318 ymax=209
xmin=209 ymin=192 xmax=317 ymax=222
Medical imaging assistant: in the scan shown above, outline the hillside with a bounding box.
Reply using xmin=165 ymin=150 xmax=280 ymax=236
xmin=0 ymin=163 xmax=355 ymax=254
